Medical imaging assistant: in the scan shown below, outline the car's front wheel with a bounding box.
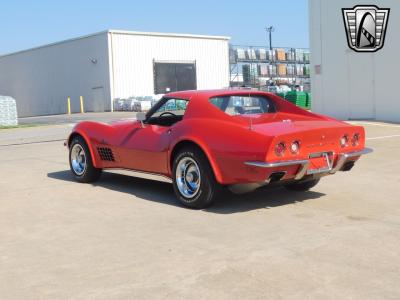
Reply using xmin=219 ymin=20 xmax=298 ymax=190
xmin=69 ymin=136 xmax=102 ymax=183
xmin=172 ymin=147 xmax=221 ymax=209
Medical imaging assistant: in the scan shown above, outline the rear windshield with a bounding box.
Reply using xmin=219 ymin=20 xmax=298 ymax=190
xmin=209 ymin=95 xmax=276 ymax=116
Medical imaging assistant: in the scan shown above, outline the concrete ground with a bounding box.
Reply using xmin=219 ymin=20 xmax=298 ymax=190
xmin=0 ymin=120 xmax=400 ymax=299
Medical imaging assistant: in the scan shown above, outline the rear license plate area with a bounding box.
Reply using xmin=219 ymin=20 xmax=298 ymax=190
xmin=307 ymin=152 xmax=333 ymax=175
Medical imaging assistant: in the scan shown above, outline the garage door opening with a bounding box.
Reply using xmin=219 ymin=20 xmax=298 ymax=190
xmin=153 ymin=61 xmax=197 ymax=94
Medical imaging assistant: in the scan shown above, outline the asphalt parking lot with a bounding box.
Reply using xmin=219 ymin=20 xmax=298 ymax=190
xmin=1 ymin=118 xmax=400 ymax=299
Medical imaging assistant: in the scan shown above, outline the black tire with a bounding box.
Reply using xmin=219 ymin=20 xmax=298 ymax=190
xmin=172 ymin=147 xmax=221 ymax=209
xmin=69 ymin=136 xmax=102 ymax=183
xmin=284 ymin=178 xmax=320 ymax=191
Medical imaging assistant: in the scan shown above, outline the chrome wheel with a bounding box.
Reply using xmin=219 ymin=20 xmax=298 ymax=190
xmin=175 ymin=157 xmax=201 ymax=199
xmin=70 ymin=144 xmax=87 ymax=176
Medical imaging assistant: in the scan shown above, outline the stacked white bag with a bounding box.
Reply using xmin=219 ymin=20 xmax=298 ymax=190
xmin=0 ymin=96 xmax=18 ymax=126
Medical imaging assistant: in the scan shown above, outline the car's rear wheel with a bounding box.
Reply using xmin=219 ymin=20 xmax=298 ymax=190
xmin=172 ymin=147 xmax=221 ymax=209
xmin=69 ymin=136 xmax=101 ymax=183
xmin=284 ymin=178 xmax=320 ymax=191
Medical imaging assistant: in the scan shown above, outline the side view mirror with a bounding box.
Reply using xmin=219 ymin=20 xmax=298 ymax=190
xmin=136 ymin=112 xmax=147 ymax=127
xmin=136 ymin=112 xmax=146 ymax=121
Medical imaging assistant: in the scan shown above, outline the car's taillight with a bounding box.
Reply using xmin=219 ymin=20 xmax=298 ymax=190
xmin=340 ymin=135 xmax=348 ymax=147
xmin=275 ymin=142 xmax=286 ymax=157
xmin=352 ymin=133 xmax=360 ymax=146
xmin=290 ymin=141 xmax=300 ymax=154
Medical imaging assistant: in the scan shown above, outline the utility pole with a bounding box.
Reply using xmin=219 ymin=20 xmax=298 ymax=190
xmin=265 ymin=26 xmax=275 ymax=50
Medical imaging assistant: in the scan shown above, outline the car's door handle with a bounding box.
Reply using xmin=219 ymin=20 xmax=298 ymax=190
xmin=167 ymin=129 xmax=172 ymax=134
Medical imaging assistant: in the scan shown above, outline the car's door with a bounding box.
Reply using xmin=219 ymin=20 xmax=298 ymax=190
xmin=119 ymin=98 xmax=188 ymax=174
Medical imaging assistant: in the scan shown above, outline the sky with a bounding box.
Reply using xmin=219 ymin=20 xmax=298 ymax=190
xmin=0 ymin=0 xmax=309 ymax=55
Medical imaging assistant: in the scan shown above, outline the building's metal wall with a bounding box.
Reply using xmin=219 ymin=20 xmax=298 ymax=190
xmin=0 ymin=33 xmax=111 ymax=117
xmin=109 ymin=32 xmax=230 ymax=99
xmin=0 ymin=30 xmax=230 ymax=118
xmin=309 ymin=0 xmax=400 ymax=122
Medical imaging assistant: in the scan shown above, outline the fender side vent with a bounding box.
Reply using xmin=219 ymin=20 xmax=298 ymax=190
xmin=97 ymin=147 xmax=115 ymax=161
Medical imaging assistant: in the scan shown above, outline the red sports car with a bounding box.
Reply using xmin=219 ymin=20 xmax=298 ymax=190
xmin=66 ymin=89 xmax=371 ymax=208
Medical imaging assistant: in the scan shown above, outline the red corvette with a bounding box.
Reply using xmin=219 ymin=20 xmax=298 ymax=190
xmin=66 ymin=89 xmax=371 ymax=208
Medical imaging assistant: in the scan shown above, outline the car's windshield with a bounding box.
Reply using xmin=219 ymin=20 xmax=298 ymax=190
xmin=209 ymin=95 xmax=276 ymax=116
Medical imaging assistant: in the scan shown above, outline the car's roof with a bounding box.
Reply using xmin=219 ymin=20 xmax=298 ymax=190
xmin=162 ymin=88 xmax=316 ymax=121
xmin=166 ymin=89 xmax=275 ymax=100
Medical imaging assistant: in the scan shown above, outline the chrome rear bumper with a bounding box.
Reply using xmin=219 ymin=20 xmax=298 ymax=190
xmin=245 ymin=147 xmax=373 ymax=181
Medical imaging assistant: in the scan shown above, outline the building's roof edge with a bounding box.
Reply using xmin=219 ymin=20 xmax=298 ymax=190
xmin=0 ymin=30 xmax=109 ymax=59
xmin=108 ymin=29 xmax=230 ymax=41
xmin=0 ymin=29 xmax=230 ymax=59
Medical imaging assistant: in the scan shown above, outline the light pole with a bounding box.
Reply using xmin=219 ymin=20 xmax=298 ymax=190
xmin=266 ymin=26 xmax=275 ymax=86
xmin=265 ymin=26 xmax=275 ymax=51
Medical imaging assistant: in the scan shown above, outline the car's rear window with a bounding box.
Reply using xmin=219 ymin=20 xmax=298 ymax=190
xmin=209 ymin=95 xmax=276 ymax=116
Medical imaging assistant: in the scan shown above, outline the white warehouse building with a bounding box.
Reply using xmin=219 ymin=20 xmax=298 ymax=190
xmin=309 ymin=0 xmax=400 ymax=122
xmin=0 ymin=30 xmax=230 ymax=117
